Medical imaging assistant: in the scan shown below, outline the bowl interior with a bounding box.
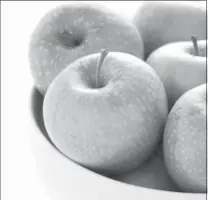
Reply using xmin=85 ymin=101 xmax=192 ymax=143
xmin=30 ymin=87 xmax=206 ymax=198
xmin=31 ymin=87 xmax=50 ymax=140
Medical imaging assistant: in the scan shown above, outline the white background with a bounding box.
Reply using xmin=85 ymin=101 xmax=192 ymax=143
xmin=1 ymin=1 xmax=206 ymax=200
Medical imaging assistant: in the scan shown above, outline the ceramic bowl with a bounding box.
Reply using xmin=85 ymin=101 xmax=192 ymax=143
xmin=29 ymin=87 xmax=206 ymax=200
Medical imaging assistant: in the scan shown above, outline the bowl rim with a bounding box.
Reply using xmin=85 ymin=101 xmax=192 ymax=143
xmin=29 ymin=86 xmax=206 ymax=198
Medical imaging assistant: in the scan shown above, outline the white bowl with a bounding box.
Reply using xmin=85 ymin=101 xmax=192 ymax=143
xmin=29 ymin=87 xmax=206 ymax=200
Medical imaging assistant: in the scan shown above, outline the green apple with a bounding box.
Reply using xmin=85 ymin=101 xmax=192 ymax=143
xmin=146 ymin=37 xmax=206 ymax=110
xmin=163 ymin=84 xmax=206 ymax=193
xmin=43 ymin=50 xmax=168 ymax=176
xmin=114 ymin=145 xmax=180 ymax=191
xmin=133 ymin=1 xmax=206 ymax=58
xmin=29 ymin=2 xmax=144 ymax=95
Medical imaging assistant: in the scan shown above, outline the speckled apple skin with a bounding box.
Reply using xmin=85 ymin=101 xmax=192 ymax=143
xmin=43 ymin=52 xmax=168 ymax=176
xmin=146 ymin=40 xmax=206 ymax=110
xmin=133 ymin=1 xmax=206 ymax=58
xmin=29 ymin=2 xmax=144 ymax=95
xmin=163 ymin=84 xmax=206 ymax=193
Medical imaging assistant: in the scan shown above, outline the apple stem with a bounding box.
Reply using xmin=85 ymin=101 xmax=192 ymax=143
xmin=95 ymin=49 xmax=109 ymax=88
xmin=191 ymin=36 xmax=199 ymax=56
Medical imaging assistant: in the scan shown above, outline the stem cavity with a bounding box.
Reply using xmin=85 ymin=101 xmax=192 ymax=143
xmin=95 ymin=49 xmax=109 ymax=88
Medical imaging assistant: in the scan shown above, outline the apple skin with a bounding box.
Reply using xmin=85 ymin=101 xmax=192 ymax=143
xmin=114 ymin=145 xmax=180 ymax=192
xmin=146 ymin=40 xmax=206 ymax=110
xmin=43 ymin=52 xmax=168 ymax=176
xmin=29 ymin=2 xmax=144 ymax=95
xmin=163 ymin=84 xmax=206 ymax=193
xmin=133 ymin=1 xmax=206 ymax=58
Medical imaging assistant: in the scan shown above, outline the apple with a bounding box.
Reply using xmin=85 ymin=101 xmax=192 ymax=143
xmin=43 ymin=50 xmax=168 ymax=176
xmin=163 ymin=84 xmax=206 ymax=193
xmin=29 ymin=2 xmax=144 ymax=95
xmin=133 ymin=1 xmax=206 ymax=58
xmin=114 ymin=145 xmax=180 ymax=192
xmin=146 ymin=37 xmax=206 ymax=110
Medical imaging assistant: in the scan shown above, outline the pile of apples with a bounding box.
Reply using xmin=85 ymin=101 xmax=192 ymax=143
xmin=28 ymin=1 xmax=207 ymax=194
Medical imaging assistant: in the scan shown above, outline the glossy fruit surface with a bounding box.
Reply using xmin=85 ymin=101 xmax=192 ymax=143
xmin=29 ymin=3 xmax=144 ymax=94
xmin=163 ymin=84 xmax=206 ymax=193
xmin=43 ymin=52 xmax=168 ymax=176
